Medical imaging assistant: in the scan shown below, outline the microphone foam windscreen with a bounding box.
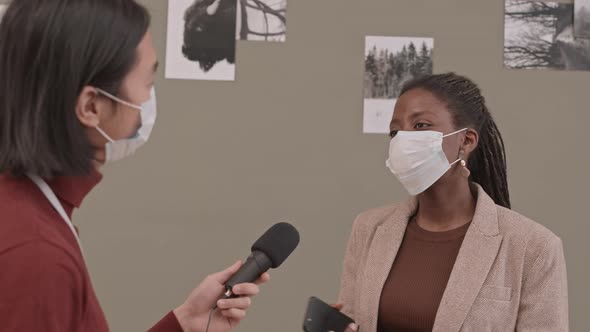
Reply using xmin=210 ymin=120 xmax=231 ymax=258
xmin=251 ymin=222 xmax=300 ymax=268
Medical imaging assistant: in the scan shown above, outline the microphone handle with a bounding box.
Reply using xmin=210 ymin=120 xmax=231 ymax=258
xmin=223 ymin=251 xmax=272 ymax=298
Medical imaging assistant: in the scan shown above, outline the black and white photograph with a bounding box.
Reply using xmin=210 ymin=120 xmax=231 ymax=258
xmin=504 ymin=0 xmax=590 ymax=71
xmin=166 ymin=0 xmax=237 ymax=81
xmin=236 ymin=0 xmax=287 ymax=42
xmin=575 ymin=0 xmax=590 ymax=38
xmin=363 ymin=36 xmax=434 ymax=134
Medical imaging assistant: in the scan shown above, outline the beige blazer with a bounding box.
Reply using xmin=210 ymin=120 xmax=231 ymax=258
xmin=338 ymin=184 xmax=568 ymax=331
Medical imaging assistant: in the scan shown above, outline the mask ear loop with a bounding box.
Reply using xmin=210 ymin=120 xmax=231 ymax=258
xmin=442 ymin=127 xmax=468 ymax=138
xmin=95 ymin=126 xmax=115 ymax=143
xmin=96 ymin=88 xmax=142 ymax=110
xmin=93 ymin=88 xmax=142 ymax=143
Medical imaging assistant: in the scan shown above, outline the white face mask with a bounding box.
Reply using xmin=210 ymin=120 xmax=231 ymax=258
xmin=385 ymin=128 xmax=467 ymax=195
xmin=94 ymin=87 xmax=157 ymax=163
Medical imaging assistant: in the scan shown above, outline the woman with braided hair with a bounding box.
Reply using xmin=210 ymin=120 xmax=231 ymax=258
xmin=337 ymin=73 xmax=568 ymax=331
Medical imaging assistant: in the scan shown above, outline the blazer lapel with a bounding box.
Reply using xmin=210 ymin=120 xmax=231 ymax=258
xmin=432 ymin=185 xmax=503 ymax=332
xmin=359 ymin=198 xmax=417 ymax=332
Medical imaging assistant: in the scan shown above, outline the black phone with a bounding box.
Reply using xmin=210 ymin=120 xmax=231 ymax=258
xmin=302 ymin=296 xmax=356 ymax=332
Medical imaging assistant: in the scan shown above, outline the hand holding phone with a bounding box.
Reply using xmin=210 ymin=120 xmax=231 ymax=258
xmin=303 ymin=296 xmax=358 ymax=332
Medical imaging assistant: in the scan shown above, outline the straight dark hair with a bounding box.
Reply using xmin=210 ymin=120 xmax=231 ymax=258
xmin=401 ymin=73 xmax=511 ymax=209
xmin=0 ymin=0 xmax=150 ymax=177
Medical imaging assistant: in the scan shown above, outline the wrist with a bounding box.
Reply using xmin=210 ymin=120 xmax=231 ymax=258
xmin=173 ymin=303 xmax=193 ymax=332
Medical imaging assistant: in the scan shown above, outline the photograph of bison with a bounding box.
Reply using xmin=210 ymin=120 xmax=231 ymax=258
xmin=166 ymin=0 xmax=237 ymax=80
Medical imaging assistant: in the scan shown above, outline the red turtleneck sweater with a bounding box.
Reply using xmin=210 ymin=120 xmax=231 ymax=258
xmin=0 ymin=171 xmax=181 ymax=331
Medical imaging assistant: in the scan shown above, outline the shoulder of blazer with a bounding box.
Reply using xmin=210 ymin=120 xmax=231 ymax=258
xmin=350 ymin=198 xmax=416 ymax=245
xmin=494 ymin=205 xmax=565 ymax=283
xmin=495 ymin=205 xmax=562 ymax=250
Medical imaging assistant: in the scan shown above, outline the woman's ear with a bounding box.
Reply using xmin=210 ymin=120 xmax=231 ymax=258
xmin=75 ymin=86 xmax=108 ymax=128
xmin=462 ymin=128 xmax=479 ymax=159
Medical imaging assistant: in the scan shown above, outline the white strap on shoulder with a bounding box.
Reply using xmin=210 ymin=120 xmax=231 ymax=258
xmin=27 ymin=174 xmax=86 ymax=261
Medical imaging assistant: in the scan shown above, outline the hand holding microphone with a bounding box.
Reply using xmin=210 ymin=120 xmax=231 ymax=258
xmin=222 ymin=222 xmax=300 ymax=299
xmin=170 ymin=222 xmax=299 ymax=332
xmin=172 ymin=260 xmax=270 ymax=332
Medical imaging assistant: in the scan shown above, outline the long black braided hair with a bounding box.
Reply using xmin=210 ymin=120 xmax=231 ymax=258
xmin=400 ymin=73 xmax=511 ymax=209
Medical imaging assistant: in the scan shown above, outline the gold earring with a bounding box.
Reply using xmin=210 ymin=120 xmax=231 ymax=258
xmin=460 ymin=157 xmax=471 ymax=178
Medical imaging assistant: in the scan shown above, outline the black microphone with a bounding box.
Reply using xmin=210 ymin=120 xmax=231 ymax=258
xmin=222 ymin=222 xmax=300 ymax=299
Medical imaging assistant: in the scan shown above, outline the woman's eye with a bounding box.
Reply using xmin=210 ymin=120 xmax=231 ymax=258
xmin=414 ymin=123 xmax=430 ymax=129
xmin=389 ymin=130 xmax=399 ymax=138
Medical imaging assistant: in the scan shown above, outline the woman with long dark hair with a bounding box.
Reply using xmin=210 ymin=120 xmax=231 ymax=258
xmin=0 ymin=1 xmax=268 ymax=331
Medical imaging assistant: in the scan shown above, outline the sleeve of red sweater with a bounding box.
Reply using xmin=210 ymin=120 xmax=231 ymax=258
xmin=0 ymin=241 xmax=85 ymax=331
xmin=148 ymin=311 xmax=184 ymax=332
xmin=0 ymin=241 xmax=183 ymax=332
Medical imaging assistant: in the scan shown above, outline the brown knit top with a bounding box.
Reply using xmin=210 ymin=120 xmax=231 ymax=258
xmin=377 ymin=219 xmax=471 ymax=332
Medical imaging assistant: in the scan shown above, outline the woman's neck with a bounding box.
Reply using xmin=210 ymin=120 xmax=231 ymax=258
xmin=414 ymin=177 xmax=476 ymax=232
xmin=93 ymin=148 xmax=106 ymax=169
